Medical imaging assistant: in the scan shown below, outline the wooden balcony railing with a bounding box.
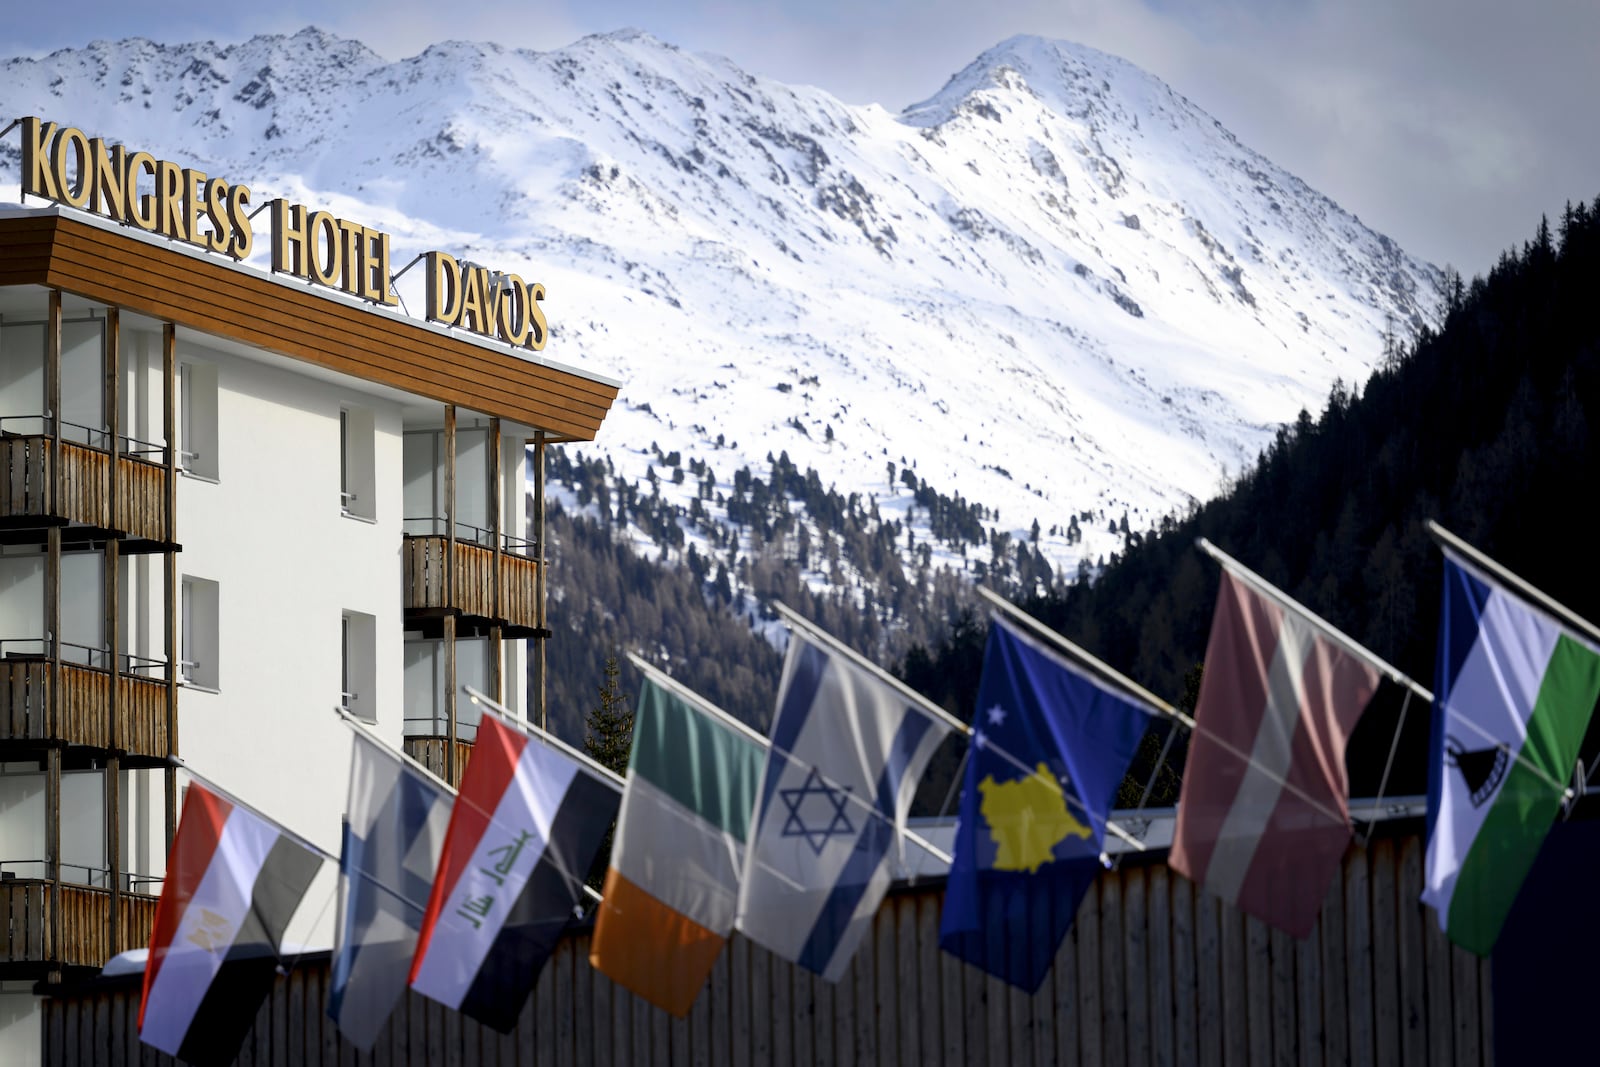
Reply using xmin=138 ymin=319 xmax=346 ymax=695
xmin=403 ymin=737 xmax=474 ymax=782
xmin=0 ymin=880 xmax=159 ymax=969
xmin=402 ymin=535 xmax=541 ymax=633
xmin=0 ymin=659 xmax=170 ymax=756
xmin=0 ymin=435 xmax=169 ymax=542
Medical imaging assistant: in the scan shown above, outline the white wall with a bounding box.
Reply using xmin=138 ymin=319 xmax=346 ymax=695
xmin=160 ymin=335 xmax=410 ymax=945
xmin=0 ymin=987 xmax=40 ymax=1067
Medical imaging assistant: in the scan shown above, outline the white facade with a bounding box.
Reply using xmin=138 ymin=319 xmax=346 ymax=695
xmin=0 ymin=283 xmax=548 ymax=1063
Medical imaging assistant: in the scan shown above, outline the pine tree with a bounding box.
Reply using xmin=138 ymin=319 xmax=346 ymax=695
xmin=584 ymin=656 xmax=634 ymax=776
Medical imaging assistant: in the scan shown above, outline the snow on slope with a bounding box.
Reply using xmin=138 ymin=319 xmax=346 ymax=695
xmin=0 ymin=27 xmax=1438 ymax=577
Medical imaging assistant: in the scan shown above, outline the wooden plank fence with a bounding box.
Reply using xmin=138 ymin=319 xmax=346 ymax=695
xmin=39 ymin=831 xmax=1491 ymax=1065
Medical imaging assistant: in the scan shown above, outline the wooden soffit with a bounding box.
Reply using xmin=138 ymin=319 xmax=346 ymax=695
xmin=0 ymin=210 xmax=618 ymax=440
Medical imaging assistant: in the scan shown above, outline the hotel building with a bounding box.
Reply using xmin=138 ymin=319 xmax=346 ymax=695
xmin=0 ymin=124 xmax=618 ymax=1062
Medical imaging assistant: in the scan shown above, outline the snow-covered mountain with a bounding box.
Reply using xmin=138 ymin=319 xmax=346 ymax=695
xmin=0 ymin=27 xmax=1438 ymax=581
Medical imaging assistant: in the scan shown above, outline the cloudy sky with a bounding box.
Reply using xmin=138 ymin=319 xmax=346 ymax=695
xmin=7 ymin=0 xmax=1595 ymax=275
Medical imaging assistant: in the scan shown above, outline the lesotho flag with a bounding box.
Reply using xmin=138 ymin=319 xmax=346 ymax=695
xmin=410 ymin=713 xmax=618 ymax=1031
xmin=939 ymin=615 xmax=1151 ymax=991
xmin=1423 ymin=546 xmax=1600 ymax=955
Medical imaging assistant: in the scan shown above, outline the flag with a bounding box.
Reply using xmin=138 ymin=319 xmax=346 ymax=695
xmin=939 ymin=615 xmax=1150 ymax=991
xmin=589 ymin=676 xmax=766 ymax=1016
xmin=410 ymin=713 xmax=619 ymax=1032
xmin=1170 ymin=569 xmax=1381 ymax=937
xmin=327 ymin=732 xmax=452 ymax=1050
xmin=139 ymin=782 xmax=322 ymax=1067
xmin=736 ymin=629 xmax=953 ymax=982
xmin=1422 ymin=549 xmax=1600 ymax=954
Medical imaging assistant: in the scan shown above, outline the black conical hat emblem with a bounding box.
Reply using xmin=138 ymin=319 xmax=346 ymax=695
xmin=1445 ymin=736 xmax=1510 ymax=809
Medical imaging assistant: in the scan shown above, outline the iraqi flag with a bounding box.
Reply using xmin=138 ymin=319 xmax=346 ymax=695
xmin=410 ymin=712 xmax=618 ymax=1032
xmin=1170 ymin=568 xmax=1381 ymax=937
xmin=139 ymin=782 xmax=323 ymax=1067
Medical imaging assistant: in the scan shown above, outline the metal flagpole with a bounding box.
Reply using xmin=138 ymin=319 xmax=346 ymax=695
xmin=1427 ymin=521 xmax=1600 ymax=649
xmin=331 ymin=706 xmax=603 ymax=906
xmin=771 ymin=600 xmax=1145 ymax=852
xmin=461 ymin=685 xmax=615 ymax=907
xmin=625 ymin=652 xmax=957 ymax=866
xmin=1424 ymin=521 xmax=1597 ymax=800
xmin=465 ymin=684 xmax=625 ymax=793
xmin=1197 ymin=537 xmax=1431 ymax=700
xmin=978 ymin=584 xmax=1353 ymax=831
xmin=1201 ymin=533 xmax=1575 ymax=802
xmin=167 ymin=756 xmax=340 ymax=864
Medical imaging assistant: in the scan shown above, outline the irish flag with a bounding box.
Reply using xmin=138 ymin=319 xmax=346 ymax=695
xmin=1423 ymin=548 xmax=1600 ymax=955
xmin=139 ymin=782 xmax=322 ymax=1067
xmin=589 ymin=676 xmax=765 ymax=1016
xmin=410 ymin=712 xmax=618 ymax=1032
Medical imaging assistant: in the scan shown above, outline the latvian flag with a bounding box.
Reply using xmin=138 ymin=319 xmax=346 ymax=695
xmin=410 ymin=712 xmax=618 ymax=1032
xmin=1170 ymin=568 xmax=1381 ymax=937
xmin=139 ymin=782 xmax=323 ymax=1067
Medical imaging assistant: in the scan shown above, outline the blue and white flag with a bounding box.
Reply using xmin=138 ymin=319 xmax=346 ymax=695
xmin=939 ymin=615 xmax=1151 ymax=991
xmin=327 ymin=731 xmax=452 ymax=1050
xmin=736 ymin=629 xmax=953 ymax=981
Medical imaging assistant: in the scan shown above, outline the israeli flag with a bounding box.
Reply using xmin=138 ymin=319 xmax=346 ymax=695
xmin=328 ymin=731 xmax=452 ymax=1050
xmin=735 ymin=630 xmax=952 ymax=981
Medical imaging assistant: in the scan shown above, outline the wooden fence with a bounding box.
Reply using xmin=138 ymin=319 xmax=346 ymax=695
xmin=0 ymin=882 xmax=159 ymax=969
xmin=40 ymin=829 xmax=1491 ymax=1066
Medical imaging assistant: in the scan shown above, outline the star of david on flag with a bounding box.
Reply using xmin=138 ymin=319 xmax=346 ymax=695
xmin=737 ymin=627 xmax=953 ymax=982
xmin=779 ymin=768 xmax=855 ymax=855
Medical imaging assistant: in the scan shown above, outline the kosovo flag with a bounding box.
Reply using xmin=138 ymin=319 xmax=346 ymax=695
xmin=939 ymin=615 xmax=1153 ymax=991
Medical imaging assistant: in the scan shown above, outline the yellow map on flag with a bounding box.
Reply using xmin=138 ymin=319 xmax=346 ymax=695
xmin=979 ymin=763 xmax=1091 ymax=873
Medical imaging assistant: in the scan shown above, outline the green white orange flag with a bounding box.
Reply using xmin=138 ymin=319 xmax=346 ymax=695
xmin=589 ymin=675 xmax=766 ymax=1016
xmin=1423 ymin=547 xmax=1600 ymax=955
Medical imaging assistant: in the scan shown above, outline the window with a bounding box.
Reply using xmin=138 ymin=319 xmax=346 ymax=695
xmin=340 ymin=407 xmax=376 ymax=520
xmin=341 ymin=610 xmax=376 ymax=721
xmin=178 ymin=361 xmax=218 ymax=480
xmin=402 ymin=632 xmax=486 ymax=741
xmin=180 ymin=576 xmax=219 ymax=690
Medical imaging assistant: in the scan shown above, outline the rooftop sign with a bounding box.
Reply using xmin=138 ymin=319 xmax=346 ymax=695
xmin=10 ymin=115 xmax=548 ymax=351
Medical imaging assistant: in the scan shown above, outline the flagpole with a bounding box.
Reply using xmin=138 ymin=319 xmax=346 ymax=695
xmin=1196 ymin=537 xmax=1433 ymax=703
xmin=451 ymin=687 xmax=614 ymax=906
xmin=976 ymin=584 xmax=1182 ymax=721
xmin=1427 ymin=521 xmax=1600 ymax=650
xmin=464 ymin=685 xmax=626 ymax=794
xmin=771 ymin=601 xmax=969 ymax=735
xmin=1423 ymin=522 xmax=1589 ymax=801
xmin=334 ymin=706 xmax=460 ymax=796
xmin=977 ymin=587 xmax=1362 ymax=831
xmin=772 ymin=601 xmax=1145 ymax=853
xmin=626 ymin=653 xmax=958 ymax=867
xmin=623 ymin=652 xmax=768 ymax=747
xmin=167 ymin=756 xmax=340 ymax=864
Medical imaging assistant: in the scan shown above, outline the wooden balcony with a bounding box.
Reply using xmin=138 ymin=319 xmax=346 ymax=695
xmin=403 ymin=736 xmax=474 ymax=782
xmin=0 ymin=658 xmax=170 ymax=757
xmin=0 ymin=435 xmax=169 ymax=543
xmin=402 ymin=534 xmax=541 ymax=634
xmin=0 ymin=880 xmax=159 ymax=971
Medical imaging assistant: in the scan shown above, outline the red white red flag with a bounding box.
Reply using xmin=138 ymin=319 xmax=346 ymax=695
xmin=1171 ymin=570 xmax=1381 ymax=937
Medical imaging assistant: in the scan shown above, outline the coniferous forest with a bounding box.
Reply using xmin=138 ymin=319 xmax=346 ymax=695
xmin=541 ymin=195 xmax=1600 ymax=809
xmin=902 ymin=198 xmax=1600 ymax=803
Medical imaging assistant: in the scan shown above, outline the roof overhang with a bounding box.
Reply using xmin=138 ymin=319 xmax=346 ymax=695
xmin=0 ymin=206 xmax=619 ymax=441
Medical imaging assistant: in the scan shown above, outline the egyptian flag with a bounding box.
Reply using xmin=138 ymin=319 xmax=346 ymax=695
xmin=139 ymin=782 xmax=323 ymax=1067
xmin=410 ymin=713 xmax=618 ymax=1032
